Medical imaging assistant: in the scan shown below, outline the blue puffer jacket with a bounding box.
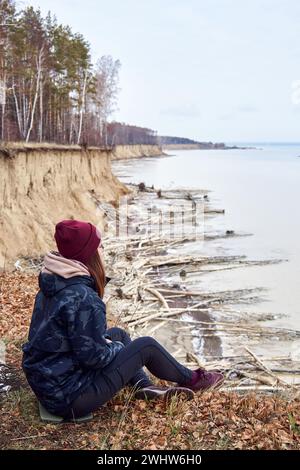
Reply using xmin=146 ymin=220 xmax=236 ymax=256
xmin=22 ymin=272 xmax=124 ymax=415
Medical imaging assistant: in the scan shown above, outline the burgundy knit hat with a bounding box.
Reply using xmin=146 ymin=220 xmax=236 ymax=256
xmin=54 ymin=220 xmax=101 ymax=264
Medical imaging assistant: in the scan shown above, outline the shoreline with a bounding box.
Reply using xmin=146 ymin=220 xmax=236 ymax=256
xmin=102 ymin=174 xmax=300 ymax=390
xmin=162 ymin=143 xmax=256 ymax=151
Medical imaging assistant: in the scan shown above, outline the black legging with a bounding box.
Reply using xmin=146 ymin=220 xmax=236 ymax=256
xmin=64 ymin=327 xmax=193 ymax=418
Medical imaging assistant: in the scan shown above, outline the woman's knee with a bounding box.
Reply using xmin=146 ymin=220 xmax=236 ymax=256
xmin=132 ymin=336 xmax=159 ymax=349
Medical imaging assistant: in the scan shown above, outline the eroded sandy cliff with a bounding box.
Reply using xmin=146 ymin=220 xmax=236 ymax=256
xmin=111 ymin=144 xmax=164 ymax=159
xmin=0 ymin=144 xmax=129 ymax=269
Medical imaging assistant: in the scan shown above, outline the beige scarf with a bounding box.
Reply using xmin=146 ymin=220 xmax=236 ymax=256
xmin=42 ymin=251 xmax=90 ymax=278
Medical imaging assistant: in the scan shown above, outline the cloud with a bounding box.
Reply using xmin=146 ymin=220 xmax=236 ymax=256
xmin=218 ymin=111 xmax=235 ymax=121
xmin=237 ymin=105 xmax=259 ymax=113
xmin=159 ymin=103 xmax=200 ymax=118
xmin=218 ymin=105 xmax=259 ymax=120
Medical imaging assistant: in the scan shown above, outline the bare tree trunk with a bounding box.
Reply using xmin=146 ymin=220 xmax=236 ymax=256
xmin=12 ymin=80 xmax=24 ymax=139
xmin=103 ymin=119 xmax=108 ymax=147
xmin=0 ymin=28 xmax=7 ymax=141
xmin=69 ymin=111 xmax=74 ymax=144
xmin=38 ymin=79 xmax=43 ymax=142
xmin=0 ymin=77 xmax=6 ymax=141
xmin=26 ymin=46 xmax=44 ymax=143
xmin=1 ymin=103 xmax=5 ymax=140
xmin=77 ymin=68 xmax=88 ymax=145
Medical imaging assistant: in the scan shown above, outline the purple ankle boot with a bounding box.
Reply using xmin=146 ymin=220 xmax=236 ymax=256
xmin=183 ymin=368 xmax=224 ymax=392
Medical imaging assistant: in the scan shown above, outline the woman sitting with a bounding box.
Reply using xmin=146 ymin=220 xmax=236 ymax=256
xmin=22 ymin=220 xmax=223 ymax=419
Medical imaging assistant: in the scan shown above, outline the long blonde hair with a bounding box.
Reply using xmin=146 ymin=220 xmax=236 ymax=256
xmin=85 ymin=250 xmax=106 ymax=298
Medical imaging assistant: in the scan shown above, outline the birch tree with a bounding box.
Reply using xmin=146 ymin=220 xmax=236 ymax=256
xmin=0 ymin=0 xmax=16 ymax=140
xmin=94 ymin=56 xmax=121 ymax=145
xmin=26 ymin=45 xmax=44 ymax=142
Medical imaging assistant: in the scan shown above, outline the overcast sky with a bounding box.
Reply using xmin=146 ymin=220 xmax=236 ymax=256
xmin=22 ymin=0 xmax=300 ymax=142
